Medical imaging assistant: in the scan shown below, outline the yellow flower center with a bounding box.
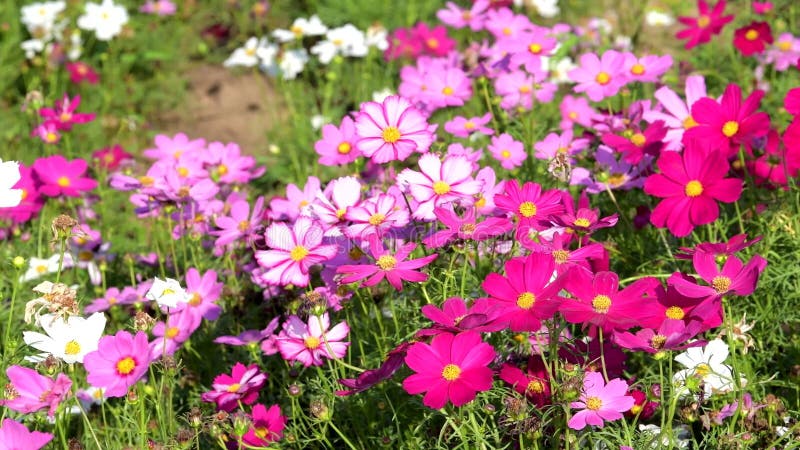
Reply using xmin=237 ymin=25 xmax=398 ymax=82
xmin=245 ymin=47 xmax=256 ymax=57
xmin=553 ymin=250 xmax=569 ymax=264
xmin=177 ymin=167 xmax=190 ymax=178
xmin=337 ymin=142 xmax=351 ymax=154
xmin=586 ymin=396 xmax=603 ymax=410
xmin=57 ymin=176 xmax=71 ymax=187
xmin=502 ymin=27 xmax=512 ymax=36
xmin=778 ymin=40 xmax=792 ymax=51
xmin=64 ymin=340 xmax=81 ymax=355
xmin=475 ymin=196 xmax=486 ymax=209
xmin=217 ymin=164 xmax=228 ymax=176
xmin=528 ymin=43 xmax=542 ymax=54
xmin=516 ymin=292 xmax=536 ymax=310
xmin=697 ymin=15 xmax=710 ymax=28
xmin=36 ymin=264 xmax=48 ymax=274
xmin=527 ymin=380 xmax=545 ymax=394
xmin=376 ymin=255 xmax=397 ymax=270
xmin=433 ymin=181 xmax=451 ymax=195
xmin=460 ymin=223 xmax=476 ymax=234
xmin=592 ymin=294 xmax=612 ymax=313
xmin=630 ymin=404 xmax=643 ymax=415
xmin=464 ymin=121 xmax=475 ymax=130
xmin=630 ymin=63 xmax=645 ymax=75
xmin=745 ymin=29 xmax=759 ymax=41
xmin=237 ymin=220 xmax=250 ymax=233
xmin=651 ymin=334 xmax=667 ymax=349
xmin=165 ymin=327 xmax=180 ymax=339
xmin=518 ymin=85 xmax=532 ymax=94
xmin=290 ymin=245 xmax=309 ymax=262
xmin=712 ymin=275 xmax=731 ymax=293
xmin=665 ymin=306 xmax=685 ymax=320
xmin=441 ymin=364 xmax=461 ymax=381
xmin=426 ymin=38 xmax=439 ymax=49
xmin=368 ymin=213 xmax=386 ymax=226
xmin=336 ymin=209 xmax=347 ymax=219
xmin=255 ymin=427 xmax=270 ymax=439
xmin=442 ymin=86 xmax=454 ymax=95
xmin=45 ymin=132 xmax=58 ymax=142
xmin=291 ymin=25 xmax=303 ymax=36
xmin=695 ymin=363 xmax=711 ymax=377
xmin=574 ymin=218 xmax=591 ymax=228
xmin=722 ymin=121 xmax=739 ymax=138
xmin=595 ymin=72 xmax=611 ymax=85
xmin=683 ymin=116 xmax=698 ymax=129
xmin=139 ymin=176 xmax=155 ymax=186
xmin=304 ymin=336 xmax=320 ymax=349
xmin=501 ymin=150 xmax=511 ymax=159
xmin=382 ymin=126 xmax=401 ymax=143
xmin=630 ymin=133 xmax=646 ymax=147
xmin=568 ymin=111 xmax=578 ymax=119
xmin=116 ymin=357 xmax=136 ymax=375
xmin=685 ymin=180 xmax=704 ymax=197
xmin=518 ymin=201 xmax=537 ymax=218
xmin=226 ymin=383 xmax=241 ymax=393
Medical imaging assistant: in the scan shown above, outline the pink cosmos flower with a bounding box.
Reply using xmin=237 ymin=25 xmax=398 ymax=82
xmin=423 ymin=205 xmax=512 ymax=248
xmin=143 ymin=132 xmax=206 ymax=161
xmin=753 ymin=1 xmax=773 ymax=13
xmin=494 ymin=180 xmax=564 ymax=231
xmin=436 ymin=0 xmax=489 ymax=31
xmin=569 ymin=51 xmax=627 ymax=102
xmin=644 ymin=75 xmax=708 ymax=150
xmin=482 ymin=252 xmax=565 ymax=331
xmin=403 ymin=331 xmax=495 ymax=409
xmin=568 ymin=371 xmax=634 ymax=430
xmin=614 ymin=318 xmax=705 ymax=353
xmin=242 ymin=404 xmax=286 ymax=447
xmin=560 ymin=95 xmax=598 ymax=130
xmin=443 ymin=113 xmax=494 ymax=138
xmin=84 ymin=330 xmax=152 ymax=397
xmin=275 ymin=313 xmax=350 ymax=367
xmin=150 ymin=308 xmax=202 ymax=358
xmin=0 ymin=419 xmax=53 ymax=450
xmin=524 ymin=232 xmax=606 ymax=275
xmin=413 ymin=22 xmax=456 ymax=57
xmin=140 ymin=0 xmax=177 ymax=15
xmin=494 ymin=69 xmax=556 ymax=111
xmin=39 ymin=94 xmax=95 ymax=131
xmin=200 ymin=363 xmax=267 ymax=412
xmin=488 ymin=133 xmax=526 ymax=170
xmin=669 ymin=252 xmax=767 ymax=299
xmin=644 ymin=142 xmax=743 ymax=237
xmin=423 ymin=65 xmax=473 ymax=110
xmin=65 ymin=61 xmax=99 ymax=84
xmin=213 ymin=196 xmax=265 ymax=248
xmin=397 ymin=154 xmax=482 ymax=220
xmin=548 ymin=192 xmax=618 ymax=235
xmin=214 ymin=316 xmax=280 ymax=347
xmin=355 ymin=95 xmax=434 ymax=163
xmin=685 ymin=84 xmax=770 ymax=155
xmin=337 ymin=343 xmax=411 ymax=396
xmin=33 ymin=155 xmax=98 ymax=197
xmin=0 ymin=365 xmax=71 ymax=418
xmin=255 ymin=217 xmax=338 ymax=287
xmin=676 ymin=0 xmax=734 ymax=50
xmin=32 ymin=121 xmax=61 ymax=144
xmin=310 ymin=176 xmax=362 ymax=231
xmin=0 ymin=163 xmax=44 ymax=224
xmin=507 ymin=27 xmax=558 ymax=74
xmin=485 ymin=8 xmax=533 ymax=39
xmin=419 ymin=297 xmax=504 ymax=335
xmin=765 ymin=33 xmax=800 ymax=71
xmin=474 ymin=167 xmax=505 ymax=215
xmin=385 ymin=27 xmax=423 ymax=60
xmin=533 ymin=130 xmax=590 ymax=161
xmin=499 ymin=358 xmax=551 ymax=407
xmin=269 ymin=176 xmax=320 ymax=221
xmin=201 ymin=141 xmax=262 ymax=184
xmin=345 ymin=191 xmax=409 ymax=239
xmin=92 ymin=145 xmax=132 ymax=170
xmin=621 ymin=53 xmax=673 ymax=83
xmin=561 ymin=268 xmax=660 ymax=332
xmin=315 ymin=116 xmax=361 ymax=166
xmin=337 ymin=236 xmax=437 ymax=291
xmin=601 ymin=120 xmax=667 ymax=164
xmin=676 ymin=234 xmax=762 ymax=260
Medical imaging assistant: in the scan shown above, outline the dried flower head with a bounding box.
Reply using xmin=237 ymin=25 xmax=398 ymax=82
xmin=24 ymin=281 xmax=79 ymax=325
xmin=51 ymin=214 xmax=78 ymax=241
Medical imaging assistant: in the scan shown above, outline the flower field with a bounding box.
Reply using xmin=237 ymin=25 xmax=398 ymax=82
xmin=2 ymin=0 xmax=800 ymax=448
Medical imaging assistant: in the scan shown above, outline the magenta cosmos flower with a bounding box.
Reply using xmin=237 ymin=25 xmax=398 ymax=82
xmin=676 ymin=0 xmax=734 ymax=50
xmin=568 ymin=371 xmax=634 ymax=430
xmin=423 ymin=205 xmax=512 ymax=248
xmin=242 ymin=404 xmax=286 ymax=447
xmin=419 ymin=297 xmax=505 ymax=335
xmin=644 ymin=142 xmax=743 ymax=237
xmin=354 ymin=95 xmax=434 ymax=163
xmin=482 ymin=252 xmax=565 ymax=332
xmin=84 ymin=330 xmax=152 ymax=397
xmin=403 ymin=331 xmax=495 ymax=409
xmin=254 ymin=217 xmax=338 ymax=287
xmin=669 ymin=251 xmax=767 ymax=299
xmin=397 ymin=154 xmax=483 ymax=220
xmin=0 ymin=365 xmax=72 ymax=418
xmin=39 ymin=94 xmax=95 ymax=131
xmin=275 ymin=313 xmax=350 ymax=367
xmin=33 ymin=155 xmax=98 ymax=197
xmin=569 ymin=50 xmax=627 ymax=102
xmin=201 ymin=363 xmax=267 ymax=412
xmin=0 ymin=419 xmax=53 ymax=450
xmin=66 ymin=61 xmax=99 ymax=84
xmin=494 ymin=180 xmax=564 ymax=231
xmin=337 ymin=236 xmax=437 ymax=291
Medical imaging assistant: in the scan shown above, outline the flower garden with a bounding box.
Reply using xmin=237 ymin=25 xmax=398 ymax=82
xmin=1 ymin=0 xmax=800 ymax=448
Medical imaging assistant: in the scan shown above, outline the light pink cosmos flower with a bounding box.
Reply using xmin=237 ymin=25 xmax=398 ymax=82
xmin=534 ymin=130 xmax=590 ymax=161
xmin=0 ymin=419 xmax=53 ymax=450
xmin=485 ymin=8 xmax=534 ymax=39
xmin=569 ymin=50 xmax=627 ymax=102
xmin=140 ymin=0 xmax=176 ymax=15
xmin=143 ymin=132 xmax=206 ymax=161
xmin=32 ymin=121 xmax=61 ymax=144
xmin=568 ymin=371 xmax=634 ymax=430
xmin=765 ymin=33 xmax=800 ymax=71
xmin=495 ymin=69 xmax=556 ymax=111
xmin=275 ymin=313 xmax=350 ymax=367
xmin=201 ymin=141 xmax=262 ymax=184
xmin=150 ymin=308 xmax=202 ymax=359
xmin=488 ymin=133 xmax=527 ymax=170
xmin=33 ymin=155 xmax=98 ymax=197
xmin=396 ymin=154 xmax=483 ymax=220
xmin=643 ymin=75 xmax=708 ymax=150
xmin=345 ymin=191 xmax=409 ymax=239
xmin=507 ymin=27 xmax=558 ymax=74
xmin=242 ymin=404 xmax=286 ymax=447
xmin=255 ymin=217 xmax=338 ymax=287
xmin=422 ymin=64 xmax=473 ymax=109
xmin=560 ymin=95 xmax=599 ymax=130
xmin=269 ymin=176 xmax=320 ymax=221
xmin=621 ymin=53 xmax=673 ymax=83
xmin=443 ymin=113 xmax=494 ymax=138
xmin=213 ymin=196 xmax=265 ymax=248
xmin=310 ymin=176 xmax=362 ymax=231
xmin=355 ymin=95 xmax=434 ymax=163
xmin=474 ymin=167 xmax=505 ymax=215
xmin=200 ymin=363 xmax=267 ymax=412
xmin=0 ymin=365 xmax=72 ymax=418
xmin=84 ymin=330 xmax=152 ymax=397
xmin=436 ymin=0 xmax=489 ymax=31
xmin=403 ymin=331 xmax=495 ymax=409
xmin=337 ymin=236 xmax=438 ymax=291
xmin=174 ymin=268 xmax=223 ymax=321
xmin=315 ymin=116 xmax=361 ymax=166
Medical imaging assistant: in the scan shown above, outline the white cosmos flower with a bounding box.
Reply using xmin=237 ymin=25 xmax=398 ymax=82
xmin=272 ymin=15 xmax=327 ymax=42
xmin=531 ymin=0 xmax=559 ymax=18
xmin=77 ymin=0 xmax=129 ymax=41
xmin=21 ymin=1 xmax=65 ymax=35
xmin=279 ymin=48 xmax=309 ymax=80
xmin=146 ymin=277 xmax=191 ymax=308
xmin=0 ymin=159 xmax=23 ymax=208
xmin=673 ymin=339 xmax=742 ymax=399
xmin=372 ymin=88 xmax=394 ymax=103
xmin=646 ymin=10 xmax=675 ymax=27
xmin=366 ymin=24 xmax=388 ymax=51
xmin=23 ymin=312 xmax=106 ymax=364
xmin=550 ymin=57 xmax=577 ymax=84
xmin=20 ymin=253 xmax=74 ymax=282
xmin=310 ymin=24 xmax=368 ymax=64
xmin=224 ymin=36 xmax=276 ymax=68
